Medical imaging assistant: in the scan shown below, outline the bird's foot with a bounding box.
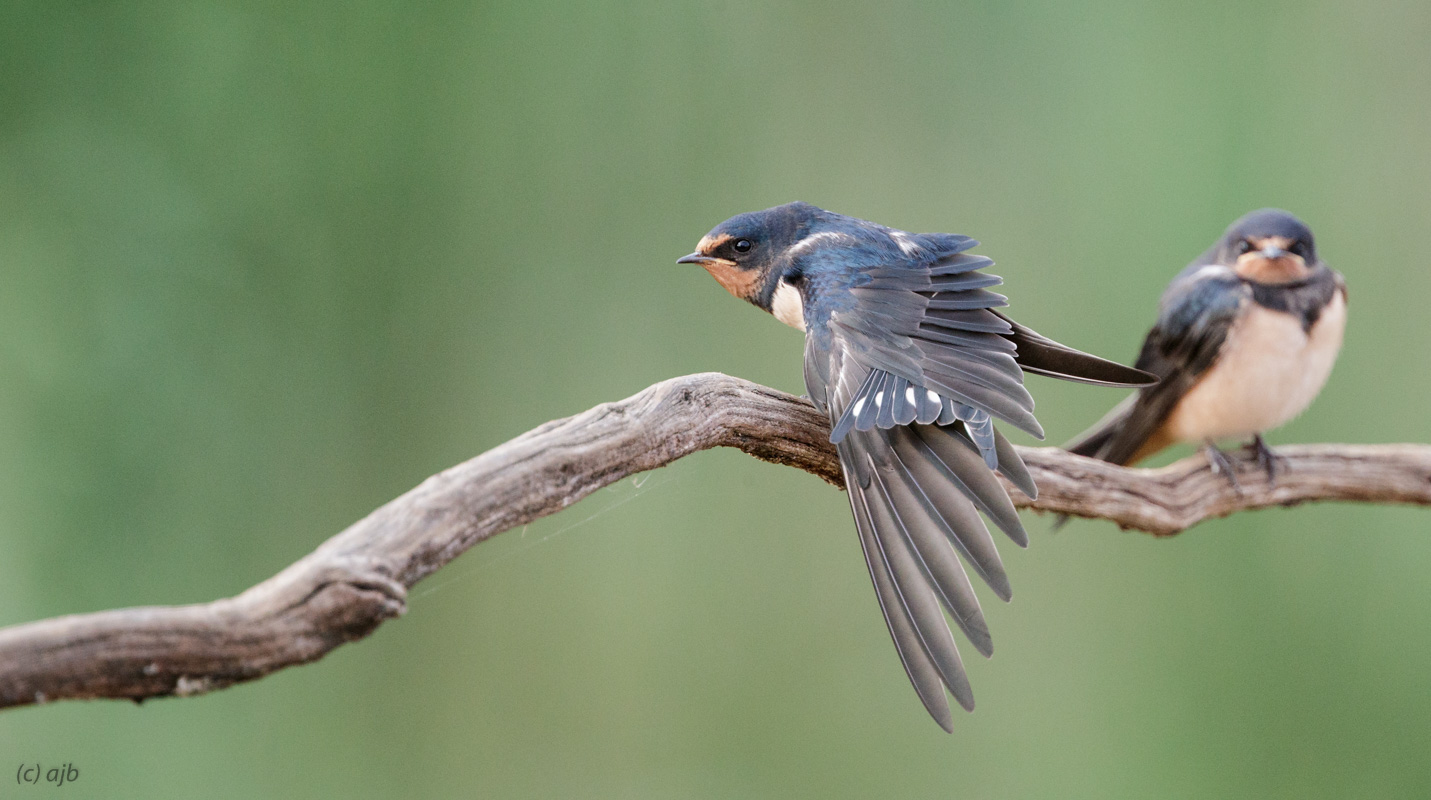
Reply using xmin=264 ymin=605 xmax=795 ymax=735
xmin=1244 ymin=434 xmax=1285 ymax=484
xmin=1202 ymin=440 xmax=1241 ymax=492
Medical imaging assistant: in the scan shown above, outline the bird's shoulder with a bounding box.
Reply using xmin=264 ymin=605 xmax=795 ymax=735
xmin=1155 ymin=263 xmax=1249 ymax=339
xmin=791 ymin=224 xmax=992 ymax=323
xmin=1133 ymin=263 xmax=1248 ymax=378
xmin=790 ymin=218 xmax=975 ymax=273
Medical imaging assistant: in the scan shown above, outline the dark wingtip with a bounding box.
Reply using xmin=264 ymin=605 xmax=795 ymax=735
xmin=1121 ymin=367 xmax=1160 ymax=387
xmin=990 ymin=575 xmax=1012 ymax=603
xmin=995 ymin=312 xmax=1160 ymax=388
xmin=969 ymin=628 xmax=995 ymax=658
xmin=1070 ymin=361 xmax=1158 ymax=388
xmin=1019 ymin=358 xmax=1158 ymax=389
xmin=1006 ymin=521 xmax=1030 ymax=549
xmin=917 ymin=685 xmax=956 ymax=732
xmin=993 ymin=428 xmax=1038 ymax=500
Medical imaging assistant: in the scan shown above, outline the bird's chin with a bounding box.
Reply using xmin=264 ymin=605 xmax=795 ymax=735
xmin=697 ymin=258 xmax=761 ymax=300
xmin=1234 ymin=254 xmax=1310 ymax=284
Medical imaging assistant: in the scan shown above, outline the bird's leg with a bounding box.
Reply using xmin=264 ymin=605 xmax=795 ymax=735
xmin=1202 ymin=440 xmax=1241 ymax=491
xmin=1245 ymin=434 xmax=1285 ymax=484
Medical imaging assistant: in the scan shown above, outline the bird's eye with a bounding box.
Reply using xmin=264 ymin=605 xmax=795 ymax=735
xmin=734 ymin=239 xmax=753 ymax=253
xmin=1236 ymin=240 xmax=1253 ymax=255
xmin=1290 ymin=242 xmax=1309 ymax=258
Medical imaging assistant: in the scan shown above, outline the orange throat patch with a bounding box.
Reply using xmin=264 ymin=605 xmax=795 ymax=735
xmin=1234 ymin=237 xmax=1310 ymax=284
xmin=1235 ymin=256 xmax=1309 ymax=283
xmin=702 ymin=259 xmax=763 ymax=301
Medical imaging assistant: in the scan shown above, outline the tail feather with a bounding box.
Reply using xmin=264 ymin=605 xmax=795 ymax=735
xmin=1055 ymin=394 xmax=1147 ymax=530
xmin=1063 ymin=393 xmax=1139 ymax=460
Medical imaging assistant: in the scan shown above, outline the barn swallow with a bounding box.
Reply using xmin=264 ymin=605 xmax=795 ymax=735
xmin=1065 ymin=209 xmax=1347 ymax=484
xmin=678 ymin=202 xmax=1154 ymax=730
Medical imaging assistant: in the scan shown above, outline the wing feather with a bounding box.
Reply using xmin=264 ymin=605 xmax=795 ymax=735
xmin=847 ymin=476 xmax=955 ymax=730
xmin=797 ymin=222 xmax=1147 ymax=729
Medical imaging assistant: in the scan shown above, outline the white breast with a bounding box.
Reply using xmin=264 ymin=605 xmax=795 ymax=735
xmin=1163 ymin=291 xmax=1345 ymax=444
xmin=771 ymin=279 xmax=806 ymax=331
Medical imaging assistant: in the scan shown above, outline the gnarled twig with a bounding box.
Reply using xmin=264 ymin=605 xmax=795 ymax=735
xmin=1 ymin=372 xmax=1427 ymax=711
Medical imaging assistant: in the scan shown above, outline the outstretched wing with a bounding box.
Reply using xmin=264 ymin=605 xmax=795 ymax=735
xmin=802 ymin=230 xmax=1149 ymax=727
xmin=1065 ymin=265 xmax=1249 ymax=465
xmin=813 ymin=235 xmax=1155 ymax=445
xmin=833 ymin=368 xmax=1025 ymax=729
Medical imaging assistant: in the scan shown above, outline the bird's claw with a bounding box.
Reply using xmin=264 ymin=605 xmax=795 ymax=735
xmin=1202 ymin=441 xmax=1242 ymax=492
xmin=1245 ymin=434 xmax=1285 ymax=484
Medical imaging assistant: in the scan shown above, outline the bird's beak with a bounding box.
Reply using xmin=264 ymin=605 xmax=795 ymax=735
xmin=677 ymin=252 xmax=715 ymax=265
xmin=1259 ymin=245 xmax=1290 ymax=259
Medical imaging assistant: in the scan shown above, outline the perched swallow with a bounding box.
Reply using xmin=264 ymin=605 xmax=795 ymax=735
xmin=678 ymin=202 xmax=1154 ymax=730
xmin=1066 ymin=209 xmax=1347 ymax=482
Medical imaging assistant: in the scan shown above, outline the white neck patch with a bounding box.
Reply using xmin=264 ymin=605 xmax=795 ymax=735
xmin=889 ymin=229 xmax=921 ymax=255
xmin=786 ymin=230 xmax=846 ymax=258
xmin=771 ymin=279 xmax=805 ymax=331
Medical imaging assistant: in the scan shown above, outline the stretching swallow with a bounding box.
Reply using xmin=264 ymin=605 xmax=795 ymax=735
xmin=678 ymin=202 xmax=1154 ymax=730
xmin=1066 ymin=209 xmax=1346 ymax=482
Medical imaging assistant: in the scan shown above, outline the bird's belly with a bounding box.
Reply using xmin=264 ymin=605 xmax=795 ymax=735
xmin=1164 ymin=293 xmax=1345 ymax=443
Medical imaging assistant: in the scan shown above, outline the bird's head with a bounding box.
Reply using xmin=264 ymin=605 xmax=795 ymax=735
xmin=1217 ymin=209 xmax=1318 ymax=284
xmin=677 ymin=202 xmax=819 ymax=310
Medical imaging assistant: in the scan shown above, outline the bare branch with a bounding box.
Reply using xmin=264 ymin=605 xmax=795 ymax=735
xmin=1 ymin=372 xmax=1427 ymax=711
xmin=1013 ymin=442 xmax=1431 ymax=534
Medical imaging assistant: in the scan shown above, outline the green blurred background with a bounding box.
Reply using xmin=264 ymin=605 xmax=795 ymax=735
xmin=2 ymin=2 xmax=1430 ymax=797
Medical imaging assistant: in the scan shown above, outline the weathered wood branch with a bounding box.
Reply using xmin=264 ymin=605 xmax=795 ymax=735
xmin=2 ymin=372 xmax=1428 ymax=711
